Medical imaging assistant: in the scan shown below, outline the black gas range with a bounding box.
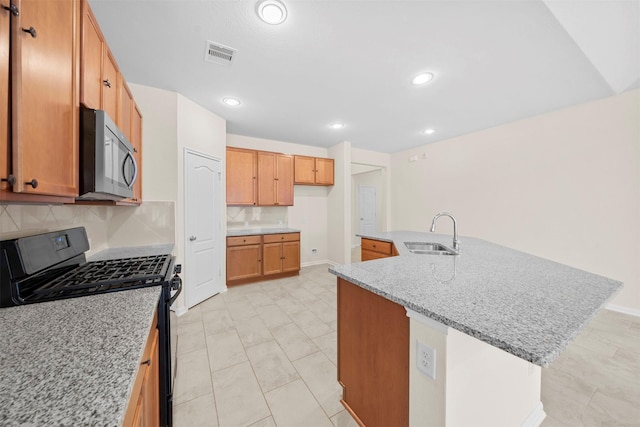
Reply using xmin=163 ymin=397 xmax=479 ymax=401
xmin=0 ymin=227 xmax=181 ymax=426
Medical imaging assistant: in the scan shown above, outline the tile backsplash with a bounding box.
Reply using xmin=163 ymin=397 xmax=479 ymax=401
xmin=0 ymin=201 xmax=175 ymax=257
xmin=227 ymin=206 xmax=288 ymax=229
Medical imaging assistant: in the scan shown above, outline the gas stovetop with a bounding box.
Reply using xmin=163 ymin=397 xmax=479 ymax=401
xmin=12 ymin=254 xmax=173 ymax=304
xmin=1 ymin=228 xmax=176 ymax=307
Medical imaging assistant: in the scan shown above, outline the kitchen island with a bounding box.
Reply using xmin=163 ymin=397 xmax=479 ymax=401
xmin=0 ymin=244 xmax=172 ymax=426
xmin=330 ymin=231 xmax=622 ymax=427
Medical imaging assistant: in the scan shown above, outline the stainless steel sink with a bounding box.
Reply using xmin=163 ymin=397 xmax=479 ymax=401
xmin=404 ymin=242 xmax=458 ymax=255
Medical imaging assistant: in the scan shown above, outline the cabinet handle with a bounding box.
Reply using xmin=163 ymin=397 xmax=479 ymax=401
xmin=189 ymin=236 xmax=197 ymax=241
xmin=2 ymin=4 xmax=19 ymax=16
xmin=141 ymin=359 xmax=151 ymax=366
xmin=1 ymin=175 xmax=16 ymax=186
xmin=103 ymin=79 xmax=112 ymax=88
xmin=25 ymin=179 xmax=38 ymax=188
xmin=22 ymin=26 xmax=36 ymax=38
xmin=133 ymin=147 xmax=138 ymax=153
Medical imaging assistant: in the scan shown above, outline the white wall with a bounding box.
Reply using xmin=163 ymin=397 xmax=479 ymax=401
xmin=391 ymin=89 xmax=640 ymax=313
xmin=129 ymin=84 xmax=178 ymax=202
xmin=131 ymin=84 xmax=228 ymax=311
xmin=226 ymin=134 xmax=330 ymax=266
xmin=328 ymin=142 xmax=352 ymax=265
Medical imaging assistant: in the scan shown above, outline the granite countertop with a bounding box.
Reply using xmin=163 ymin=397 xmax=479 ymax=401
xmin=0 ymin=287 xmax=161 ymax=426
xmin=0 ymin=244 xmax=173 ymax=425
xmin=330 ymin=231 xmax=622 ymax=367
xmin=227 ymin=227 xmax=301 ymax=237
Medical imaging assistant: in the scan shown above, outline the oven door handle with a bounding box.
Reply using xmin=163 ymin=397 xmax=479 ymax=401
xmin=168 ymin=275 xmax=182 ymax=307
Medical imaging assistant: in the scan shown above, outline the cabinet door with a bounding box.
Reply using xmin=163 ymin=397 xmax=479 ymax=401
xmin=282 ymin=241 xmax=300 ymax=273
xmin=131 ymin=104 xmax=142 ymax=203
xmin=80 ymin=1 xmax=101 ymax=110
xmin=315 ymin=158 xmax=334 ymax=185
xmin=119 ymin=80 xmax=133 ymax=140
xmin=120 ymin=103 xmax=142 ymax=204
xmin=226 ymin=244 xmax=262 ymax=281
xmin=0 ymin=3 xmax=9 ymax=193
xmin=257 ymin=151 xmax=275 ymax=206
xmin=102 ymin=48 xmax=118 ymax=121
xmin=226 ymin=148 xmax=256 ymax=205
xmin=276 ymin=154 xmax=293 ymax=206
xmin=293 ymin=155 xmax=316 ymax=184
xmin=11 ymin=0 xmax=78 ymax=197
xmin=262 ymin=242 xmax=283 ymax=276
xmin=141 ymin=327 xmax=160 ymax=427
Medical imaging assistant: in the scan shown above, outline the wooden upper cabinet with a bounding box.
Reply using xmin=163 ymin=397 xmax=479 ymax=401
xmin=294 ymin=155 xmax=334 ymax=186
xmin=226 ymin=147 xmax=257 ymax=205
xmin=80 ymin=0 xmax=118 ymax=123
xmin=257 ymin=151 xmax=293 ymax=206
xmin=102 ymin=48 xmax=118 ymax=121
xmin=119 ymin=102 xmax=142 ymax=205
xmin=80 ymin=2 xmax=101 ymax=109
xmin=119 ymin=80 xmax=133 ymax=140
xmin=0 ymin=4 xmax=9 ymax=194
xmin=293 ymin=155 xmax=316 ymax=184
xmin=276 ymin=154 xmax=294 ymax=205
xmin=7 ymin=0 xmax=79 ymax=198
xmin=315 ymin=157 xmax=334 ymax=185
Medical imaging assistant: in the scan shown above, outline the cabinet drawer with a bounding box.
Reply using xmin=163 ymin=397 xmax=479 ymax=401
xmin=263 ymin=233 xmax=300 ymax=243
xmin=227 ymin=235 xmax=262 ymax=246
xmin=361 ymin=238 xmax=392 ymax=255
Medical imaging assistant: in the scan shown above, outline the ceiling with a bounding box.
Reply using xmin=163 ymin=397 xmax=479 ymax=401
xmin=89 ymin=0 xmax=640 ymax=154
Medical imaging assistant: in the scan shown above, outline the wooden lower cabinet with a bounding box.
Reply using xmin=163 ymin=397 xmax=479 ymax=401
xmin=123 ymin=309 xmax=160 ymax=427
xmin=226 ymin=235 xmax=262 ymax=282
xmin=361 ymin=238 xmax=398 ymax=261
xmin=227 ymin=232 xmax=300 ymax=285
xmin=263 ymin=241 xmax=300 ymax=275
xmin=337 ymin=278 xmax=409 ymax=427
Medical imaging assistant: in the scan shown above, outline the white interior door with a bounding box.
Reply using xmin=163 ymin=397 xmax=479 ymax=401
xmin=185 ymin=150 xmax=223 ymax=308
xmin=359 ymin=185 xmax=377 ymax=236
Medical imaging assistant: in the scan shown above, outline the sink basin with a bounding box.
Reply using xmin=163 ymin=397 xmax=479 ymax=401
xmin=404 ymin=242 xmax=458 ymax=256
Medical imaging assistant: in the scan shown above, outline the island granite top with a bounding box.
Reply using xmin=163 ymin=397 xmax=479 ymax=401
xmin=227 ymin=227 xmax=300 ymax=237
xmin=0 ymin=244 xmax=171 ymax=425
xmin=330 ymin=231 xmax=622 ymax=367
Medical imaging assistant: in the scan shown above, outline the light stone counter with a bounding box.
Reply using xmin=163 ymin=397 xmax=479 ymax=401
xmin=227 ymin=227 xmax=300 ymax=237
xmin=0 ymin=287 xmax=161 ymax=426
xmin=330 ymin=231 xmax=622 ymax=367
xmin=0 ymin=244 xmax=173 ymax=425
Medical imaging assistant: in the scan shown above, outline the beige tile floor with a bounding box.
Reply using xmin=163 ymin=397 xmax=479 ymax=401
xmin=173 ymin=261 xmax=640 ymax=427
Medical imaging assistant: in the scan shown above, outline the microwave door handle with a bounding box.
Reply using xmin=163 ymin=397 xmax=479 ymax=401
xmin=123 ymin=151 xmax=138 ymax=189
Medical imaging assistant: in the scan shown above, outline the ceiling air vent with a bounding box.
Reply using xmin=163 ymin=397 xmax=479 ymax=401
xmin=205 ymin=41 xmax=236 ymax=65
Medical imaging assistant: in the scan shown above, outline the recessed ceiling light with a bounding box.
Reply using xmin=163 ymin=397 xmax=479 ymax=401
xmin=257 ymin=0 xmax=288 ymax=25
xmin=412 ymin=72 xmax=434 ymax=86
xmin=422 ymin=128 xmax=436 ymax=135
xmin=329 ymin=123 xmax=345 ymax=129
xmin=222 ymin=97 xmax=241 ymax=106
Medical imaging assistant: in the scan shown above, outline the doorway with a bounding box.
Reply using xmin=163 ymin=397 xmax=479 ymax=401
xmin=358 ymin=185 xmax=377 ymax=235
xmin=184 ymin=149 xmax=224 ymax=308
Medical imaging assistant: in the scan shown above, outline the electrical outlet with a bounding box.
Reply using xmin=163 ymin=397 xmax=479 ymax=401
xmin=311 ymin=248 xmax=318 ymax=255
xmin=417 ymin=341 xmax=436 ymax=379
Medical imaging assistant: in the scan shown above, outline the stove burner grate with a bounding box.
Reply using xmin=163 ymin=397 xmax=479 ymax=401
xmin=16 ymin=255 xmax=172 ymax=302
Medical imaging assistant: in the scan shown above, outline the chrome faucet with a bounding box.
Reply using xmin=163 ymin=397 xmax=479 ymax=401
xmin=430 ymin=212 xmax=460 ymax=252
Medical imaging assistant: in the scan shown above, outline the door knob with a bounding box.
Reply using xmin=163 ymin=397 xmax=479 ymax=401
xmin=189 ymin=236 xmax=197 ymax=241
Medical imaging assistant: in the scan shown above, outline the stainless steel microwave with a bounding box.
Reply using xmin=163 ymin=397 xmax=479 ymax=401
xmin=78 ymin=107 xmax=137 ymax=201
